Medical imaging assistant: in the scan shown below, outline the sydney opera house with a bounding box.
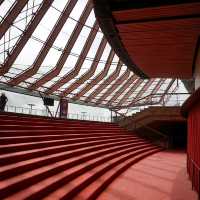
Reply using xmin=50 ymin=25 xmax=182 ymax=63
xmin=0 ymin=0 xmax=199 ymax=199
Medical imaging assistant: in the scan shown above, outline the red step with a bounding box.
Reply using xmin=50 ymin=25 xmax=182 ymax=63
xmin=0 ymin=112 xmax=162 ymax=199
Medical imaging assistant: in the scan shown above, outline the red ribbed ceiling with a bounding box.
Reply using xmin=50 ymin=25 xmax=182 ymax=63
xmin=112 ymin=2 xmax=200 ymax=78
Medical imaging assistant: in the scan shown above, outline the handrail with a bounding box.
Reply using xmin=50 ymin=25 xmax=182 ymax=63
xmin=143 ymin=125 xmax=168 ymax=140
xmin=187 ymin=155 xmax=200 ymax=199
xmin=4 ymin=105 xmax=111 ymax=122
xmin=140 ymin=124 xmax=169 ymax=149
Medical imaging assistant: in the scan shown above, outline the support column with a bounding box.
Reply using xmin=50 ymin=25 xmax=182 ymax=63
xmin=60 ymin=99 xmax=68 ymax=118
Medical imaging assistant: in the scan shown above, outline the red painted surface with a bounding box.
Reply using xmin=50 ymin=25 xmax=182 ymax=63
xmin=113 ymin=3 xmax=200 ymax=23
xmin=98 ymin=151 xmax=198 ymax=200
xmin=112 ymin=3 xmax=200 ymax=78
xmin=0 ymin=112 xmax=161 ymax=199
xmin=187 ymin=101 xmax=200 ymax=195
xmin=181 ymin=87 xmax=200 ymax=197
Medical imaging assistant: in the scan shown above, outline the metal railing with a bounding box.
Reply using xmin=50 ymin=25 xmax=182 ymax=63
xmin=4 ymin=105 xmax=111 ymax=122
xmin=188 ymin=156 xmax=200 ymax=199
xmin=125 ymin=93 xmax=190 ymax=115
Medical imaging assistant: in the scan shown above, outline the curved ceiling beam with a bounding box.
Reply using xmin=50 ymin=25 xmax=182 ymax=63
xmin=85 ymin=60 xmax=123 ymax=103
xmin=107 ymin=74 xmax=137 ymax=106
xmin=115 ymin=79 xmax=171 ymax=109
xmin=116 ymin=79 xmax=164 ymax=109
xmin=0 ymin=0 xmax=5 ymax=6
xmin=93 ymin=0 xmax=148 ymax=79
xmin=0 ymin=0 xmax=29 ymax=40
xmin=73 ymin=49 xmax=115 ymax=101
xmin=28 ymin=1 xmax=93 ymax=91
xmin=46 ymin=22 xmax=99 ymax=95
xmin=60 ymin=37 xmax=107 ymax=97
xmin=0 ymin=0 xmax=54 ymax=76
xmin=146 ymin=78 xmax=165 ymax=102
xmin=95 ymin=68 xmax=130 ymax=105
xmin=127 ymin=79 xmax=155 ymax=107
xmin=116 ymin=79 xmax=143 ymax=107
xmin=8 ymin=0 xmax=78 ymax=86
xmin=159 ymin=79 xmax=176 ymax=104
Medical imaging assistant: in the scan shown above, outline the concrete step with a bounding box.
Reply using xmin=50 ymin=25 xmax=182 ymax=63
xmin=0 ymin=144 xmax=155 ymax=199
xmin=74 ymin=147 xmax=161 ymax=200
xmin=0 ymin=112 xmax=162 ymax=199
xmin=0 ymin=137 xmax=144 ymax=166
xmin=0 ymin=140 xmax=148 ymax=180
xmin=0 ymin=133 xmax=137 ymax=145
xmin=0 ymin=129 xmax=131 ymax=137
xmin=0 ymin=135 xmax=142 ymax=154
xmin=0 ymin=123 xmax=122 ymax=130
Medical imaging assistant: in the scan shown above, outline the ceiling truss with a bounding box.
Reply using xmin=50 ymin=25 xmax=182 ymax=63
xmin=0 ymin=0 xmax=186 ymax=109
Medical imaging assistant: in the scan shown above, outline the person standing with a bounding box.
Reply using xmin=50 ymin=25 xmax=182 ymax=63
xmin=0 ymin=92 xmax=8 ymax=111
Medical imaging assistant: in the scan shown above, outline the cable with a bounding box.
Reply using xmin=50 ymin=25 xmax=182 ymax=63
xmin=51 ymin=5 xmax=101 ymax=33
xmin=0 ymin=15 xmax=119 ymax=65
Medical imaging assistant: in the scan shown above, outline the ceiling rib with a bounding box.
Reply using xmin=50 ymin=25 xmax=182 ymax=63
xmin=73 ymin=49 xmax=115 ymax=101
xmin=164 ymin=81 xmax=179 ymax=104
xmin=96 ymin=68 xmax=130 ymax=105
xmin=8 ymin=0 xmax=78 ymax=86
xmin=85 ymin=60 xmax=123 ymax=103
xmin=159 ymin=79 xmax=176 ymax=104
xmin=128 ymin=79 xmax=155 ymax=107
xmin=60 ymin=37 xmax=107 ymax=97
xmin=113 ymin=3 xmax=200 ymax=24
xmin=116 ymin=79 xmax=143 ymax=107
xmin=0 ymin=0 xmax=54 ymax=76
xmin=145 ymin=78 xmax=165 ymax=102
xmin=46 ymin=21 xmax=99 ymax=95
xmin=28 ymin=1 xmax=93 ymax=91
xmin=0 ymin=1 xmax=185 ymax=109
xmin=0 ymin=0 xmax=5 ymax=6
xmin=0 ymin=0 xmax=29 ymax=40
xmin=107 ymin=74 xmax=137 ymax=106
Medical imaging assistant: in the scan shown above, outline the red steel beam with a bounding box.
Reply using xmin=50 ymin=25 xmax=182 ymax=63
xmin=0 ymin=0 xmax=54 ymax=76
xmin=0 ymin=0 xmax=5 ymax=6
xmin=28 ymin=1 xmax=93 ymax=91
xmin=107 ymin=74 xmax=137 ymax=106
xmin=73 ymin=50 xmax=115 ymax=100
xmin=127 ymin=79 xmax=155 ymax=107
xmin=146 ymin=78 xmax=165 ymax=102
xmin=0 ymin=0 xmax=29 ymax=40
xmin=60 ymin=37 xmax=107 ymax=97
xmin=95 ymin=69 xmax=130 ymax=105
xmin=128 ymin=79 xmax=165 ymax=106
xmin=46 ymin=22 xmax=99 ymax=95
xmin=151 ymin=79 xmax=165 ymax=95
xmin=8 ymin=0 xmax=78 ymax=86
xmin=133 ymin=79 xmax=155 ymax=100
xmin=159 ymin=79 xmax=176 ymax=104
xmin=116 ymin=79 xmax=143 ymax=107
xmin=85 ymin=60 xmax=123 ymax=103
xmin=118 ymin=79 xmax=165 ymax=108
xmin=116 ymin=79 xmax=167 ymax=109
xmin=163 ymin=85 xmax=179 ymax=104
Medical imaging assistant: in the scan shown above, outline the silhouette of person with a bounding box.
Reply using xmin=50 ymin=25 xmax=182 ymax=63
xmin=0 ymin=92 xmax=8 ymax=111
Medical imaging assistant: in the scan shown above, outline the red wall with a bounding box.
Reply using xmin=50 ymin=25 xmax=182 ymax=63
xmin=187 ymin=101 xmax=200 ymax=194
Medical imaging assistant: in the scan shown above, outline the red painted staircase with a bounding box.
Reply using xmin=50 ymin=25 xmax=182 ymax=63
xmin=0 ymin=112 xmax=162 ymax=199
